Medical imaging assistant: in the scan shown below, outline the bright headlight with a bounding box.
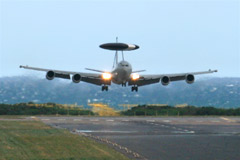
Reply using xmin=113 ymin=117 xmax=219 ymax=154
xmin=102 ymin=73 xmax=112 ymax=80
xmin=131 ymin=73 xmax=140 ymax=80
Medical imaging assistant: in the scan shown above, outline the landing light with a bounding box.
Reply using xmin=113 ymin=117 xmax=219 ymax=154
xmin=102 ymin=73 xmax=112 ymax=80
xmin=131 ymin=73 xmax=140 ymax=80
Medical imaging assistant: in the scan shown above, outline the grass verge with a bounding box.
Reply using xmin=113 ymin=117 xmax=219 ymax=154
xmin=0 ymin=120 xmax=129 ymax=160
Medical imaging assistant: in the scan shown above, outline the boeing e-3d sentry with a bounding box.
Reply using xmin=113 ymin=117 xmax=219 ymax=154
xmin=20 ymin=38 xmax=217 ymax=92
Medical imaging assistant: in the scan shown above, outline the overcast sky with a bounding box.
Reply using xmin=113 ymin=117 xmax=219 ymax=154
xmin=0 ymin=0 xmax=239 ymax=77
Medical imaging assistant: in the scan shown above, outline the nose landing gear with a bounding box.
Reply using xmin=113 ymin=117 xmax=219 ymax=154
xmin=131 ymin=86 xmax=138 ymax=92
xmin=122 ymin=82 xmax=127 ymax=87
xmin=102 ymin=85 xmax=108 ymax=91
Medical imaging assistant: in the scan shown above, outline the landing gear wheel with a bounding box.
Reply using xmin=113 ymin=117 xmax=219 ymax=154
xmin=131 ymin=86 xmax=138 ymax=92
xmin=102 ymin=86 xmax=108 ymax=91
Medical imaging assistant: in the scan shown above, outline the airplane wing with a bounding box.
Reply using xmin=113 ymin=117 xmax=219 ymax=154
xmin=128 ymin=69 xmax=218 ymax=86
xmin=19 ymin=65 xmax=111 ymax=86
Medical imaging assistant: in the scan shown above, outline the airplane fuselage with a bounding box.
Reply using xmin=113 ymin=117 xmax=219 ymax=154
xmin=111 ymin=61 xmax=132 ymax=85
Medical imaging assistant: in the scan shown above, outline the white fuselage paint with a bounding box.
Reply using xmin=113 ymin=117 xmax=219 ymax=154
xmin=111 ymin=61 xmax=132 ymax=84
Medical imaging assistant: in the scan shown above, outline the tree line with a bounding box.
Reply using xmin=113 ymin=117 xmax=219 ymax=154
xmin=1 ymin=103 xmax=240 ymax=116
xmin=121 ymin=105 xmax=240 ymax=116
xmin=0 ymin=103 xmax=94 ymax=115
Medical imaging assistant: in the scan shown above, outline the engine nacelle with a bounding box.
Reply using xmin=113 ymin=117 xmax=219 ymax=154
xmin=185 ymin=74 xmax=195 ymax=84
xmin=161 ymin=76 xmax=170 ymax=86
xmin=72 ymin=74 xmax=81 ymax=83
xmin=46 ymin=71 xmax=55 ymax=80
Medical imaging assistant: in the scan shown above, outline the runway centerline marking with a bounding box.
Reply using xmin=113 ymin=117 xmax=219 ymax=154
xmin=146 ymin=120 xmax=155 ymax=122
xmin=73 ymin=119 xmax=82 ymax=121
xmin=42 ymin=119 xmax=49 ymax=121
xmin=163 ymin=120 xmax=171 ymax=123
xmin=106 ymin=119 xmax=114 ymax=122
xmin=90 ymin=119 xmax=99 ymax=122
xmin=172 ymin=130 xmax=195 ymax=134
xmin=58 ymin=119 xmax=66 ymax=121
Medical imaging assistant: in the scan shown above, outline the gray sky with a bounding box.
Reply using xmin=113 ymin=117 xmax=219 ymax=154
xmin=0 ymin=0 xmax=239 ymax=77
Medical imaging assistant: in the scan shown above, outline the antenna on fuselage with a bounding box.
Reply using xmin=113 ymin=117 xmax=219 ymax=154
xmin=115 ymin=37 xmax=118 ymax=65
xmin=122 ymin=51 xmax=124 ymax=61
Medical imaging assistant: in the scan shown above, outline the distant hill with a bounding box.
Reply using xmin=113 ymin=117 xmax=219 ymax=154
xmin=0 ymin=76 xmax=239 ymax=108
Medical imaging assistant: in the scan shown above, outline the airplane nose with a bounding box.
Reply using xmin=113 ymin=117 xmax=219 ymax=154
xmin=122 ymin=68 xmax=128 ymax=75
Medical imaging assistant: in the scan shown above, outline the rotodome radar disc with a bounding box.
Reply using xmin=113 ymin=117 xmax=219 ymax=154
xmin=99 ymin=43 xmax=139 ymax=51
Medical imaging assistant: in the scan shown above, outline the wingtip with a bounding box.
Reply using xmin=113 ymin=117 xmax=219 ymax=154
xmin=209 ymin=69 xmax=218 ymax=73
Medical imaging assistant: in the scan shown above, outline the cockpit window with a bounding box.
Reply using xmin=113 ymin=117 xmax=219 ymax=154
xmin=120 ymin=63 xmax=129 ymax=67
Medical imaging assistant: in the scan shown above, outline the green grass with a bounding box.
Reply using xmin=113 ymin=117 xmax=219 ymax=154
xmin=0 ymin=121 xmax=129 ymax=160
xmin=0 ymin=115 xmax=26 ymax=119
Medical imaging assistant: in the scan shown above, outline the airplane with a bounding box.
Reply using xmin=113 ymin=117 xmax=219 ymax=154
xmin=20 ymin=38 xmax=217 ymax=92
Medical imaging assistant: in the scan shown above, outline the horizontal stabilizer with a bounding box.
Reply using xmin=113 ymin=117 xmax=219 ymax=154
xmin=85 ymin=68 xmax=107 ymax=73
xmin=132 ymin=70 xmax=146 ymax=73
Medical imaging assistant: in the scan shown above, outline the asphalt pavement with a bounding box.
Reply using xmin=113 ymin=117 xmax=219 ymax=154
xmin=37 ymin=116 xmax=240 ymax=160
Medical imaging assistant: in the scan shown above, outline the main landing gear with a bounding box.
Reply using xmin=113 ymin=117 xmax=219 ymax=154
xmin=131 ymin=86 xmax=138 ymax=92
xmin=102 ymin=85 xmax=108 ymax=91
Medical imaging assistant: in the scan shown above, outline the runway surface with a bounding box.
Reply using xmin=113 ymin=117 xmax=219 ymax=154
xmin=38 ymin=116 xmax=240 ymax=160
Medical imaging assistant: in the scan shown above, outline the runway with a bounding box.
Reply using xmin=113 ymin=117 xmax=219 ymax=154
xmin=38 ymin=116 xmax=240 ymax=160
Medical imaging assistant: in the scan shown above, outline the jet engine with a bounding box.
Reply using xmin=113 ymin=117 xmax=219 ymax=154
xmin=46 ymin=71 xmax=55 ymax=80
xmin=161 ymin=76 xmax=170 ymax=86
xmin=185 ymin=74 xmax=195 ymax=84
xmin=72 ymin=74 xmax=81 ymax=83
